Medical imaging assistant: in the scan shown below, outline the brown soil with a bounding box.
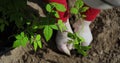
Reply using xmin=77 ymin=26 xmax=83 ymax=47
xmin=0 ymin=0 xmax=120 ymax=63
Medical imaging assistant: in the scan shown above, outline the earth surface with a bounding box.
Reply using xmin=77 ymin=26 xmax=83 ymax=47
xmin=0 ymin=0 xmax=120 ymax=63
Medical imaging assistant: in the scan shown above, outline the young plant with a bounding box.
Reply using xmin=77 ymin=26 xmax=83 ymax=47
xmin=68 ymin=32 xmax=91 ymax=56
xmin=43 ymin=2 xmax=67 ymax=41
xmin=13 ymin=32 xmax=29 ymax=48
xmin=30 ymin=34 xmax=42 ymax=51
xmin=12 ymin=2 xmax=67 ymax=51
xmin=70 ymin=0 xmax=89 ymax=20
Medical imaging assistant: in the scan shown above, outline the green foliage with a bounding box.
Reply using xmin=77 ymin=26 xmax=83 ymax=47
xmin=30 ymin=34 xmax=42 ymax=51
xmin=43 ymin=3 xmax=67 ymax=41
xmin=70 ymin=8 xmax=79 ymax=14
xmin=70 ymin=0 xmax=89 ymax=19
xmin=51 ymin=3 xmax=66 ymax=12
xmin=68 ymin=32 xmax=91 ymax=56
xmin=46 ymin=3 xmax=66 ymax=18
xmin=57 ymin=20 xmax=67 ymax=32
xmin=13 ymin=32 xmax=28 ymax=48
xmin=13 ymin=2 xmax=67 ymax=51
xmin=0 ymin=0 xmax=91 ymax=56
xmin=44 ymin=25 xmax=53 ymax=41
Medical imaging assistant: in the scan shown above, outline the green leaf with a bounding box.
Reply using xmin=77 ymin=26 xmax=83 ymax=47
xmin=50 ymin=25 xmax=58 ymax=30
xmin=46 ymin=4 xmax=52 ymax=12
xmin=13 ymin=40 xmax=21 ymax=48
xmin=81 ymin=46 xmax=91 ymax=51
xmin=21 ymin=37 xmax=28 ymax=47
xmin=70 ymin=8 xmax=78 ymax=14
xmin=54 ymin=11 xmax=60 ymax=18
xmin=51 ymin=3 xmax=66 ymax=12
xmin=34 ymin=42 xmax=38 ymax=51
xmin=15 ymin=35 xmax=21 ymax=40
xmin=80 ymin=7 xmax=89 ymax=12
xmin=75 ymin=0 xmax=84 ymax=9
xmin=77 ymin=36 xmax=85 ymax=43
xmin=43 ymin=25 xmax=53 ymax=41
xmin=67 ymin=32 xmax=75 ymax=39
xmin=57 ymin=20 xmax=67 ymax=32
xmin=74 ymin=38 xmax=79 ymax=44
xmin=13 ymin=32 xmax=28 ymax=48
xmin=30 ymin=36 xmax=34 ymax=44
xmin=36 ymin=34 xmax=41 ymax=40
xmin=20 ymin=32 xmax=24 ymax=37
xmin=37 ymin=41 xmax=42 ymax=48
xmin=78 ymin=49 xmax=87 ymax=56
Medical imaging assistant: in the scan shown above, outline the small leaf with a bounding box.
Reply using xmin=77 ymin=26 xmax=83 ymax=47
xmin=67 ymin=32 xmax=75 ymax=39
xmin=34 ymin=42 xmax=38 ymax=51
xmin=51 ymin=3 xmax=66 ymax=12
xmin=54 ymin=11 xmax=60 ymax=18
xmin=37 ymin=41 xmax=42 ymax=48
xmin=13 ymin=32 xmax=28 ymax=48
xmin=70 ymin=8 xmax=78 ymax=14
xmin=57 ymin=20 xmax=67 ymax=32
xmin=30 ymin=36 xmax=34 ymax=44
xmin=13 ymin=40 xmax=21 ymax=48
xmin=81 ymin=46 xmax=91 ymax=51
xmin=75 ymin=0 xmax=84 ymax=9
xmin=43 ymin=26 xmax=53 ymax=41
xmin=46 ymin=4 xmax=52 ymax=12
xmin=50 ymin=25 xmax=58 ymax=30
xmin=21 ymin=37 xmax=28 ymax=47
xmin=36 ymin=34 xmax=41 ymax=40
xmin=80 ymin=7 xmax=89 ymax=12
xmin=78 ymin=36 xmax=85 ymax=43
xmin=74 ymin=38 xmax=79 ymax=44
xmin=78 ymin=49 xmax=87 ymax=56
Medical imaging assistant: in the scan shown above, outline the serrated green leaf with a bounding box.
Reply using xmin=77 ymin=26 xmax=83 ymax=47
xmin=51 ymin=3 xmax=66 ymax=12
xmin=70 ymin=8 xmax=78 ymax=14
xmin=21 ymin=37 xmax=28 ymax=47
xmin=57 ymin=20 xmax=67 ymax=32
xmin=34 ymin=42 xmax=38 ymax=51
xmin=50 ymin=25 xmax=58 ymax=30
xmin=13 ymin=40 xmax=21 ymax=48
xmin=80 ymin=7 xmax=89 ymax=12
xmin=37 ymin=41 xmax=42 ymax=48
xmin=75 ymin=0 xmax=84 ymax=9
xmin=43 ymin=26 xmax=53 ymax=41
xmin=13 ymin=32 xmax=28 ymax=48
xmin=36 ymin=34 xmax=41 ymax=41
xmin=46 ymin=4 xmax=52 ymax=12
xmin=54 ymin=11 xmax=60 ymax=18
